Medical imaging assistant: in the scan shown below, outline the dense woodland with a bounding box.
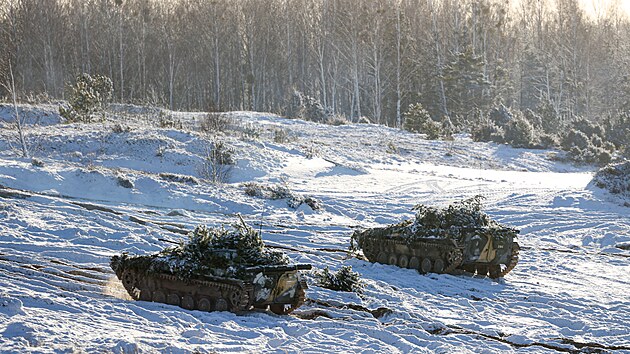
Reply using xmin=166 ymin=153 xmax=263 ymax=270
xmin=1 ymin=0 xmax=630 ymax=128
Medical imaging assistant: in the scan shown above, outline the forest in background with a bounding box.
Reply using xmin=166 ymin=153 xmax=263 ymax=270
xmin=1 ymin=0 xmax=630 ymax=128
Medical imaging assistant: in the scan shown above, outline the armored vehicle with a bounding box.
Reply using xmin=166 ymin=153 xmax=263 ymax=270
xmin=111 ymin=218 xmax=311 ymax=314
xmin=351 ymin=196 xmax=519 ymax=278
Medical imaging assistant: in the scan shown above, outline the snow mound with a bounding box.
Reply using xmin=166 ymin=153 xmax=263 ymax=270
xmin=0 ymin=104 xmax=63 ymax=126
xmin=0 ymin=296 xmax=24 ymax=316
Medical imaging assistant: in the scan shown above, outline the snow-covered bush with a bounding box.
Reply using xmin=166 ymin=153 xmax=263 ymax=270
xmin=440 ymin=116 xmax=455 ymax=140
xmin=158 ymin=111 xmax=183 ymax=129
xmin=60 ymin=73 xmax=112 ymax=123
xmin=287 ymin=90 xmax=330 ymax=123
xmin=536 ymin=98 xmax=564 ymax=134
xmin=356 ymin=116 xmax=371 ymax=124
xmin=117 ymin=176 xmax=134 ymax=188
xmin=604 ymin=111 xmax=630 ymax=156
xmin=562 ymin=129 xmax=590 ymax=151
xmin=273 ymin=128 xmax=293 ymax=143
xmin=111 ymin=123 xmax=132 ymax=133
xmin=243 ymin=182 xmax=294 ymax=200
xmin=523 ymin=109 xmax=543 ymax=131
xmin=314 ymin=266 xmax=363 ymax=293
xmin=423 ymin=119 xmax=443 ymax=140
xmin=572 ymin=118 xmax=606 ymax=141
xmin=242 ymin=182 xmax=322 ymax=210
xmin=403 ymin=103 xmax=432 ymax=134
xmin=403 ymin=103 xmax=449 ymax=140
xmin=471 ymin=118 xmax=505 ymax=144
xmin=488 ymin=104 xmax=513 ymax=126
xmin=504 ymin=113 xmax=537 ymax=148
xmin=159 ymin=172 xmax=199 ymax=185
xmin=200 ymin=112 xmax=233 ymax=133
xmin=592 ymin=160 xmax=630 ymax=198
xmin=561 ymin=119 xmax=614 ymax=165
xmin=537 ymin=133 xmax=560 ymax=149
xmin=326 ymin=114 xmax=349 ymax=126
xmin=198 ymin=139 xmax=235 ymax=184
xmin=110 ymin=219 xmax=289 ymax=280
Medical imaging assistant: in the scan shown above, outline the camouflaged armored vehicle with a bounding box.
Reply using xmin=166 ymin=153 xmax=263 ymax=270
xmin=111 ymin=218 xmax=311 ymax=314
xmin=351 ymin=196 xmax=519 ymax=278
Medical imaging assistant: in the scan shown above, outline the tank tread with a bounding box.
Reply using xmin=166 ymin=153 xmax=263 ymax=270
xmin=363 ymin=237 xmax=464 ymax=275
xmin=119 ymin=269 xmax=252 ymax=313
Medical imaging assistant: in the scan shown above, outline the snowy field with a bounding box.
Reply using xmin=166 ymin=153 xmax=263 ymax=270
xmin=0 ymin=105 xmax=629 ymax=353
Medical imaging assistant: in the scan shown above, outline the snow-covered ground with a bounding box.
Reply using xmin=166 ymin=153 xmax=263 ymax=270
xmin=0 ymin=105 xmax=628 ymax=353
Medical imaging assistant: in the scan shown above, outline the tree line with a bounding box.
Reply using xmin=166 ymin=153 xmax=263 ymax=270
xmin=1 ymin=0 xmax=630 ymax=127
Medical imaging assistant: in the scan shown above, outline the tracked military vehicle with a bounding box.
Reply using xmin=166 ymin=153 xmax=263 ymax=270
xmin=111 ymin=217 xmax=311 ymax=314
xmin=351 ymin=196 xmax=519 ymax=278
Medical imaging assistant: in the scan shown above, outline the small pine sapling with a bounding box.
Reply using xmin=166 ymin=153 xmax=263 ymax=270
xmin=315 ymin=265 xmax=364 ymax=293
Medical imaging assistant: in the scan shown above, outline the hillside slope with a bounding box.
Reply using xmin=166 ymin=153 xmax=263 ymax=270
xmin=0 ymin=106 xmax=628 ymax=353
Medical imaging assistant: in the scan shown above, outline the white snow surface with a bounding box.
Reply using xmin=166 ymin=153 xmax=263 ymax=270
xmin=0 ymin=106 xmax=629 ymax=353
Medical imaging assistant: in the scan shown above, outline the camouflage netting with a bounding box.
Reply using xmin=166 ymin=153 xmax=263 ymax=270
xmin=351 ymin=196 xmax=517 ymax=248
xmin=111 ymin=217 xmax=289 ymax=280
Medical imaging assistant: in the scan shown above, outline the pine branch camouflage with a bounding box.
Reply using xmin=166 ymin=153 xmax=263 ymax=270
xmin=111 ymin=219 xmax=289 ymax=281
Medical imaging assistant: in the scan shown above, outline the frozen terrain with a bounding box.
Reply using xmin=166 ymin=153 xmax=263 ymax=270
xmin=0 ymin=105 xmax=629 ymax=353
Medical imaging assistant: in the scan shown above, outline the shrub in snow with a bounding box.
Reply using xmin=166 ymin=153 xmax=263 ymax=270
xmin=537 ymin=133 xmax=560 ymax=149
xmin=314 ymin=266 xmax=363 ymax=293
xmin=31 ymin=158 xmax=44 ymax=167
xmin=117 ymin=176 xmax=134 ymax=189
xmin=243 ymin=182 xmax=294 ymax=200
xmin=158 ymin=172 xmax=199 ymax=185
xmin=242 ymin=182 xmax=322 ymax=211
xmin=423 ymin=119 xmax=443 ymax=140
xmin=111 ymin=219 xmax=289 ymax=280
xmin=440 ymin=116 xmax=455 ymax=140
xmin=572 ymin=118 xmax=606 ymax=141
xmin=403 ymin=103 xmax=450 ymax=140
xmin=273 ymin=128 xmax=293 ymax=144
xmin=326 ymin=114 xmax=349 ymax=126
xmin=561 ymin=119 xmax=615 ymax=165
xmin=59 ymin=73 xmax=112 ymax=123
xmin=523 ymin=109 xmax=543 ymax=131
xmin=287 ymin=90 xmax=330 ymax=123
xmin=385 ymin=141 xmax=398 ymax=154
xmin=565 ymin=143 xmax=612 ymax=166
xmin=403 ymin=103 xmax=432 ymax=134
xmin=471 ymin=118 xmax=505 ymax=144
xmin=301 ymin=196 xmax=323 ymax=211
xmin=200 ymin=112 xmax=233 ymax=133
xmin=356 ymin=116 xmax=371 ymax=124
xmin=562 ymin=129 xmax=590 ymax=151
xmin=198 ymin=139 xmax=235 ymax=184
xmin=229 ymin=120 xmax=261 ymax=140
xmin=488 ymin=104 xmax=513 ymax=126
xmin=592 ymin=160 xmax=630 ymax=198
xmin=536 ymin=98 xmax=563 ymax=134
xmin=158 ymin=111 xmax=183 ymax=129
xmin=504 ymin=113 xmax=537 ymax=148
xmin=111 ymin=123 xmax=131 ymax=133
xmin=604 ymin=111 xmax=630 ymax=154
